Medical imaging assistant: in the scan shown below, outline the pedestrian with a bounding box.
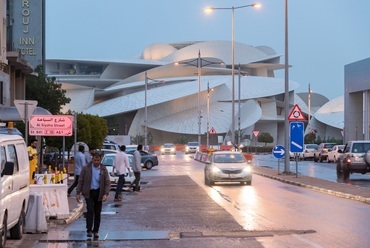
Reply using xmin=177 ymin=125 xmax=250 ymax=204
xmin=112 ymin=145 xmax=131 ymax=201
xmin=132 ymin=144 xmax=142 ymax=192
xmin=68 ymin=145 xmax=85 ymax=196
xmin=85 ymin=148 xmax=94 ymax=164
xmin=76 ymin=152 xmax=111 ymax=239
xmin=27 ymin=138 xmax=38 ymax=183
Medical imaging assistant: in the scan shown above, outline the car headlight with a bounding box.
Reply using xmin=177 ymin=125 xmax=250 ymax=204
xmin=243 ymin=166 xmax=252 ymax=173
xmin=171 ymin=148 xmax=175 ymax=152
xmin=161 ymin=148 xmax=165 ymax=152
xmin=211 ymin=166 xmax=221 ymax=173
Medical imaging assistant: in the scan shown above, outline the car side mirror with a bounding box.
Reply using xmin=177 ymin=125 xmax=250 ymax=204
xmin=337 ymin=150 xmax=342 ymax=153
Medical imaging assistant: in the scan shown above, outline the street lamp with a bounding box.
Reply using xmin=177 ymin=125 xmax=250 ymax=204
xmin=205 ymin=3 xmax=261 ymax=145
xmin=144 ymin=71 xmax=164 ymax=149
xmin=175 ymin=51 xmax=223 ymax=147
xmin=308 ymin=83 xmax=312 ymax=129
xmin=207 ymin=82 xmax=214 ymax=149
xmin=237 ymin=65 xmax=248 ymax=145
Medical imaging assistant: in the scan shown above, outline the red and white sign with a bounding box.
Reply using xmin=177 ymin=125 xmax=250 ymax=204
xmin=252 ymin=130 xmax=260 ymax=138
xmin=288 ymin=104 xmax=306 ymax=121
xmin=29 ymin=115 xmax=73 ymax=136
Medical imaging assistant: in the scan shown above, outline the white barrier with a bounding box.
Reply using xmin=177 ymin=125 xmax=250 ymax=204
xmin=24 ymin=194 xmax=48 ymax=233
xmin=30 ymin=184 xmax=70 ymax=219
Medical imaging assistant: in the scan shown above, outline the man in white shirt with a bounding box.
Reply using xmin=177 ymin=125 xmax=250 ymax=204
xmin=112 ymin=145 xmax=131 ymax=201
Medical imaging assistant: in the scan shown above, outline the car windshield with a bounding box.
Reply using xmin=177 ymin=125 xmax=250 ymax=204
xmin=102 ymin=156 xmax=115 ymax=166
xmin=163 ymin=144 xmax=174 ymax=148
xmin=325 ymin=144 xmax=335 ymax=149
xmin=306 ymin=144 xmax=318 ymax=149
xmin=351 ymin=143 xmax=370 ymax=153
xmin=213 ymin=154 xmax=245 ymax=163
xmin=187 ymin=142 xmax=199 ymax=146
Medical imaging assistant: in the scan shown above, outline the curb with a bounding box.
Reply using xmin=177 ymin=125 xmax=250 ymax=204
xmin=65 ymin=202 xmax=84 ymax=225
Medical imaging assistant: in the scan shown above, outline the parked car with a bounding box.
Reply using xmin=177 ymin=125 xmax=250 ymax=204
xmin=126 ymin=150 xmax=159 ymax=170
xmin=204 ymin=151 xmax=252 ymax=186
xmin=327 ymin=145 xmax=345 ymax=163
xmin=299 ymin=144 xmax=319 ymax=160
xmin=185 ymin=141 xmax=200 ymax=154
xmin=0 ymin=134 xmax=30 ymax=246
xmin=125 ymin=145 xmax=138 ymax=153
xmin=102 ymin=142 xmax=121 ymax=151
xmin=160 ymin=143 xmax=176 ymax=155
xmin=101 ymin=153 xmax=135 ymax=188
xmin=337 ymin=140 xmax=370 ymax=181
xmin=95 ymin=149 xmax=118 ymax=157
xmin=314 ymin=143 xmax=336 ymax=162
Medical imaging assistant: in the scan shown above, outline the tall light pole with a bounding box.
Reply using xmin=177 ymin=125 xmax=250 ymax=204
xmin=175 ymin=51 xmax=223 ymax=148
xmin=205 ymin=3 xmax=261 ymax=145
xmin=144 ymin=71 xmax=164 ymax=149
xmin=207 ymin=82 xmax=214 ymax=149
xmin=283 ymin=0 xmax=290 ymax=173
xmin=308 ymin=83 xmax=311 ymax=129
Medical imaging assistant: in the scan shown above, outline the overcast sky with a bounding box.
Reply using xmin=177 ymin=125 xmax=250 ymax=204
xmin=45 ymin=0 xmax=370 ymax=100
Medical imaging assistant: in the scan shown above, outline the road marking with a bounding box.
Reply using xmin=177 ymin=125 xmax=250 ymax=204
xmin=292 ymin=234 xmax=323 ymax=248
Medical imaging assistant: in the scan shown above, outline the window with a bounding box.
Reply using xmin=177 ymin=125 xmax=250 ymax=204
xmin=0 ymin=146 xmax=5 ymax=172
xmin=7 ymin=145 xmax=19 ymax=173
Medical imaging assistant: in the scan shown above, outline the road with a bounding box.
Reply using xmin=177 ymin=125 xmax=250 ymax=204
xmin=7 ymin=152 xmax=370 ymax=247
xmin=153 ymin=153 xmax=370 ymax=247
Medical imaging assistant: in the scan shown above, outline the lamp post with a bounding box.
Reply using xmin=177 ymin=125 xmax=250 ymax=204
xmin=308 ymin=83 xmax=312 ymax=129
xmin=175 ymin=51 xmax=223 ymax=147
xmin=205 ymin=3 xmax=260 ymax=145
xmin=207 ymin=82 xmax=214 ymax=149
xmin=144 ymin=71 xmax=164 ymax=149
xmin=283 ymin=0 xmax=290 ymax=173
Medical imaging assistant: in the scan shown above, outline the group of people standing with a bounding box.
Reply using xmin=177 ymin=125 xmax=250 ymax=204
xmin=68 ymin=144 xmax=143 ymax=238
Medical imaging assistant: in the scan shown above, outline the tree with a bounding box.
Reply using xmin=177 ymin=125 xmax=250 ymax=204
xmin=257 ymin=132 xmax=274 ymax=146
xmin=26 ymin=65 xmax=70 ymax=114
xmin=304 ymin=133 xmax=316 ymax=144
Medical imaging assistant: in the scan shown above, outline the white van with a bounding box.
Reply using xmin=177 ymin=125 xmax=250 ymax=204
xmin=0 ymin=134 xmax=29 ymax=248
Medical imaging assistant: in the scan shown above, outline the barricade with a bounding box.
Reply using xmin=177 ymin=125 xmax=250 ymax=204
xmin=29 ymin=183 xmax=70 ymax=219
xmin=24 ymin=194 xmax=48 ymax=233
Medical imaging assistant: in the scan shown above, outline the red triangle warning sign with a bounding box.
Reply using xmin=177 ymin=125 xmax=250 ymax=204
xmin=288 ymin=104 xmax=306 ymax=121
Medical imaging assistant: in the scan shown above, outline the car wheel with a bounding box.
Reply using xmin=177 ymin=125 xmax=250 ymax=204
xmin=314 ymin=154 xmax=318 ymax=162
xmin=10 ymin=209 xmax=25 ymax=239
xmin=1 ymin=213 xmax=7 ymax=248
xmin=328 ymin=157 xmax=331 ymax=163
xmin=246 ymin=181 xmax=252 ymax=186
xmin=204 ymin=173 xmax=209 ymax=186
xmin=343 ymin=166 xmax=350 ymax=181
xmin=337 ymin=160 xmax=345 ymax=181
xmin=145 ymin=161 xmax=153 ymax=170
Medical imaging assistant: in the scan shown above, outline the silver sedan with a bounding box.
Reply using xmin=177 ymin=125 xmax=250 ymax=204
xmin=204 ymin=151 xmax=253 ymax=186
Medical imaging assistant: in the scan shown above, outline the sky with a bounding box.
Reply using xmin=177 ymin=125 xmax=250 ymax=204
xmin=45 ymin=0 xmax=370 ymax=100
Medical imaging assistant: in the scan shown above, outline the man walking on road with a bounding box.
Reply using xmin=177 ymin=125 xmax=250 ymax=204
xmin=68 ymin=145 xmax=85 ymax=196
xmin=76 ymin=152 xmax=111 ymax=239
xmin=113 ymin=145 xmax=131 ymax=201
xmin=132 ymin=144 xmax=142 ymax=192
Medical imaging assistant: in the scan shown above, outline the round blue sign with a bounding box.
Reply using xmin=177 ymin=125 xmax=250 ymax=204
xmin=272 ymin=145 xmax=285 ymax=159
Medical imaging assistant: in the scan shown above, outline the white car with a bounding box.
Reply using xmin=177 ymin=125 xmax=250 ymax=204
xmin=101 ymin=153 xmax=135 ymax=188
xmin=299 ymin=144 xmax=319 ymax=160
xmin=328 ymin=145 xmax=345 ymax=163
xmin=204 ymin=151 xmax=252 ymax=186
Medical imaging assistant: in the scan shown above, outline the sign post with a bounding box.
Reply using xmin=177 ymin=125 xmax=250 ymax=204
xmin=272 ymin=145 xmax=285 ymax=174
xmin=14 ymin=100 xmax=38 ymax=146
xmin=290 ymin=122 xmax=304 ymax=178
